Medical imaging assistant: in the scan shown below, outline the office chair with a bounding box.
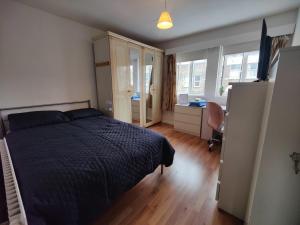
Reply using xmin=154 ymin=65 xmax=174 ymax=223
xmin=207 ymin=102 xmax=224 ymax=151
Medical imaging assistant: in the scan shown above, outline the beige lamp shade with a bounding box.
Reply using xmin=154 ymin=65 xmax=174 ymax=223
xmin=157 ymin=11 xmax=173 ymax=29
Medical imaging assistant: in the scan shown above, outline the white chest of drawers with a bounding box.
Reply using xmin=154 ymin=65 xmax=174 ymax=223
xmin=174 ymin=104 xmax=202 ymax=136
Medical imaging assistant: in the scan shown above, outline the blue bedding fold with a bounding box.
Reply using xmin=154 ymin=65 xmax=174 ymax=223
xmin=5 ymin=116 xmax=175 ymax=225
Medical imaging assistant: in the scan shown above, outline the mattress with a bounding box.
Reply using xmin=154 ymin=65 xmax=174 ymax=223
xmin=5 ymin=116 xmax=175 ymax=225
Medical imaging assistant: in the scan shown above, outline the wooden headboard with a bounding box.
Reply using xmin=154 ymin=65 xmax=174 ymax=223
xmin=0 ymin=100 xmax=91 ymax=138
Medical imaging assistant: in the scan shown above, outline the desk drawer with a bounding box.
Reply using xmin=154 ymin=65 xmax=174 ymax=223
xmin=174 ymin=121 xmax=200 ymax=136
xmin=175 ymin=105 xmax=202 ymax=116
xmin=174 ymin=113 xmax=201 ymax=125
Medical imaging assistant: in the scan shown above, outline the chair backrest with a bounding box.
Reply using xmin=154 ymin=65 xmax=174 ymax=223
xmin=207 ymin=102 xmax=224 ymax=132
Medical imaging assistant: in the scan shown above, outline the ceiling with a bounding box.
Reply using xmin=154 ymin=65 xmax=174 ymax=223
xmin=16 ymin=0 xmax=300 ymax=43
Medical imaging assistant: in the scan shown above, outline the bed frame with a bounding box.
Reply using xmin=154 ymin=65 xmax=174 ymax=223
xmin=0 ymin=99 xmax=164 ymax=225
xmin=0 ymin=100 xmax=91 ymax=225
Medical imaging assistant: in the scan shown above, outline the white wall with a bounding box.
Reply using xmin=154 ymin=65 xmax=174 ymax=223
xmin=0 ymin=0 xmax=104 ymax=109
xmin=159 ymin=10 xmax=298 ymax=55
xmin=292 ymin=8 xmax=300 ymax=46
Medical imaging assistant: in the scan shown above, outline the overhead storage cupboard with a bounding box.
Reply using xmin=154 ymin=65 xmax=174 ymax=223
xmin=93 ymin=32 xmax=164 ymax=127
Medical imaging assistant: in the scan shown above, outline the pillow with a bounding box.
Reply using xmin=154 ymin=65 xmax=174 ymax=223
xmin=64 ymin=108 xmax=103 ymax=120
xmin=8 ymin=111 xmax=70 ymax=132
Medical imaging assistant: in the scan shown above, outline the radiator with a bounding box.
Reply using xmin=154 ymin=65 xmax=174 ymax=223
xmin=0 ymin=140 xmax=27 ymax=225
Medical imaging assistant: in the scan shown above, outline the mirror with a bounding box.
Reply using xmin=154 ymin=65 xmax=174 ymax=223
xmin=129 ymin=47 xmax=141 ymax=126
xmin=144 ymin=52 xmax=154 ymax=125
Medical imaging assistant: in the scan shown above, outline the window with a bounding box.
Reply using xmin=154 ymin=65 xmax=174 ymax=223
xmin=176 ymin=59 xmax=207 ymax=96
xmin=217 ymin=51 xmax=259 ymax=96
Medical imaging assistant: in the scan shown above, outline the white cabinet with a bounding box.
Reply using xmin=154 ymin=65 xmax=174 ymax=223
xmin=217 ymin=82 xmax=268 ymax=220
xmin=93 ymin=32 xmax=163 ymax=127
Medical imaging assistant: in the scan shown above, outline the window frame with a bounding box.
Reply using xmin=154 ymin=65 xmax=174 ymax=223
xmin=217 ymin=50 xmax=259 ymax=97
xmin=176 ymin=59 xmax=207 ymax=96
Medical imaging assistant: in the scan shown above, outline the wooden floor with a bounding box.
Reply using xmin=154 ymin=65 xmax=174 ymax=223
xmin=94 ymin=123 xmax=243 ymax=225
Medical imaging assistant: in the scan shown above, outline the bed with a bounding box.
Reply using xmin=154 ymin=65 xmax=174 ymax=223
xmin=0 ymin=100 xmax=175 ymax=225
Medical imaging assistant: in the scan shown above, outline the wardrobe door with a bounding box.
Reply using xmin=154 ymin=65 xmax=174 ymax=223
xmin=128 ymin=44 xmax=144 ymax=126
xmin=152 ymin=51 xmax=163 ymax=124
xmin=94 ymin=37 xmax=113 ymax=117
xmin=143 ymin=49 xmax=155 ymax=127
xmin=143 ymin=49 xmax=163 ymax=127
xmin=109 ymin=37 xmax=132 ymax=123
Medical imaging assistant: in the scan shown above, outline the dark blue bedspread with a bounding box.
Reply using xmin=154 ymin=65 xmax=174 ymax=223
xmin=5 ymin=116 xmax=175 ymax=225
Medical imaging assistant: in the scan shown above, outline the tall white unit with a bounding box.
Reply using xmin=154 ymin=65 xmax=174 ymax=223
xmin=93 ymin=32 xmax=163 ymax=127
xmin=216 ymin=82 xmax=268 ymax=220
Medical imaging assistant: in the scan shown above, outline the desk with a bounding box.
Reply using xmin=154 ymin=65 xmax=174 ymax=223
xmin=174 ymin=104 xmax=226 ymax=139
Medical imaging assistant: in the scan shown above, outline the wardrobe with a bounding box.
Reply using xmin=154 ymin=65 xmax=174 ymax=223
xmin=93 ymin=32 xmax=163 ymax=127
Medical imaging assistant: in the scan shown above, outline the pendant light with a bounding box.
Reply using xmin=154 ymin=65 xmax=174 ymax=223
xmin=157 ymin=0 xmax=173 ymax=29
